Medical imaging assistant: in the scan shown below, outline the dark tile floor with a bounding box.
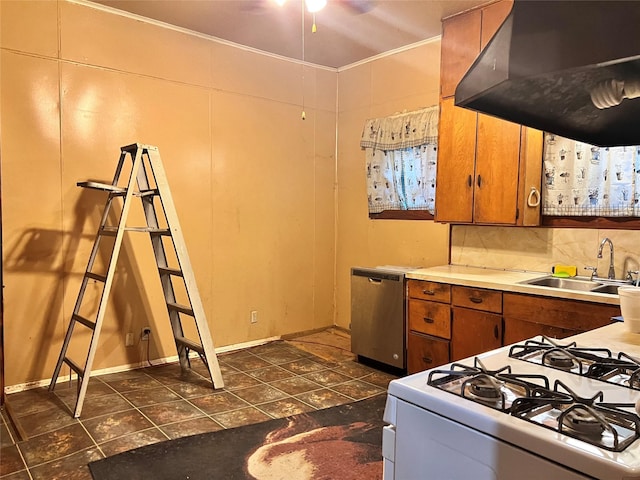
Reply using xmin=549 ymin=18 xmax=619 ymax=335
xmin=1 ymin=330 xmax=397 ymax=479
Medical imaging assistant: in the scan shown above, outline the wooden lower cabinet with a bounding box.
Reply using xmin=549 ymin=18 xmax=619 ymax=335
xmin=407 ymin=332 xmax=450 ymax=374
xmin=451 ymin=307 xmax=502 ymax=362
xmin=503 ymin=317 xmax=578 ymax=345
xmin=503 ymin=292 xmax=620 ymax=345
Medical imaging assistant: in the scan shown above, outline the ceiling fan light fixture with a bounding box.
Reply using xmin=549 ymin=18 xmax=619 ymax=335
xmin=305 ymin=0 xmax=326 ymax=13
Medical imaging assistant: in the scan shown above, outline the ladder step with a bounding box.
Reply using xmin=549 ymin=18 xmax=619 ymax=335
xmin=136 ymin=189 xmax=159 ymax=198
xmin=77 ymin=181 xmax=126 ymax=195
xmin=167 ymin=302 xmax=194 ymax=316
xmin=100 ymin=226 xmax=171 ymax=235
xmin=175 ymin=336 xmax=204 ymax=355
xmin=63 ymin=357 xmax=85 ymax=377
xmin=158 ymin=267 xmax=183 ymax=277
xmin=126 ymin=227 xmax=170 ymax=234
xmin=85 ymin=272 xmax=107 ymax=282
xmin=73 ymin=314 xmax=96 ymax=330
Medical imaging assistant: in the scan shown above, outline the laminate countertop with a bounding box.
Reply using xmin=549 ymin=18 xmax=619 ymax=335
xmin=406 ymin=265 xmax=621 ymax=306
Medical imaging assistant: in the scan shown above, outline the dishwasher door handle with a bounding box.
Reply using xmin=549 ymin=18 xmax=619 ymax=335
xmin=368 ymin=277 xmax=383 ymax=284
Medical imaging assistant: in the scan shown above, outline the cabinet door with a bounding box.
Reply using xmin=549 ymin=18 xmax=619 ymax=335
xmin=451 ymin=307 xmax=502 ymax=362
xmin=407 ymin=333 xmax=450 ymax=374
xmin=440 ymin=9 xmax=481 ymax=98
xmin=503 ymin=317 xmax=578 ymax=345
xmin=435 ymin=97 xmax=477 ymax=223
xmin=474 ymin=113 xmax=522 ymax=224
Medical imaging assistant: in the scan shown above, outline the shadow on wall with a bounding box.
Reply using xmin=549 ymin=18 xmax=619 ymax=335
xmin=4 ymin=186 xmax=158 ymax=385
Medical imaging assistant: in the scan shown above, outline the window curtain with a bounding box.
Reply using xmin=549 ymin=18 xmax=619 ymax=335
xmin=542 ymin=133 xmax=640 ymax=216
xmin=360 ymin=106 xmax=439 ymax=214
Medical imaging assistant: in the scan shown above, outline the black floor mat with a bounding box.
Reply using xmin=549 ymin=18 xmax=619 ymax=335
xmin=89 ymin=394 xmax=387 ymax=480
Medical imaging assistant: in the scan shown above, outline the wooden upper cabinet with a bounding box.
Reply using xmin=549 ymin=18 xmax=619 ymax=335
xmin=440 ymin=9 xmax=481 ymax=98
xmin=436 ymin=0 xmax=541 ymax=226
xmin=440 ymin=0 xmax=513 ymax=99
xmin=474 ymin=113 xmax=522 ymax=224
xmin=435 ymin=97 xmax=476 ymax=223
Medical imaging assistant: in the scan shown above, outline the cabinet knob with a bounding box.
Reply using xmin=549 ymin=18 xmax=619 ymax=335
xmin=423 ymin=317 xmax=434 ymax=324
xmin=494 ymin=325 xmax=499 ymax=339
xmin=477 ymin=175 xmax=482 ymax=187
xmin=469 ymin=296 xmax=483 ymax=304
xmin=422 ymin=356 xmax=433 ymax=364
xmin=467 ymin=175 xmax=472 ymax=187
xmin=422 ymin=289 xmax=435 ymax=296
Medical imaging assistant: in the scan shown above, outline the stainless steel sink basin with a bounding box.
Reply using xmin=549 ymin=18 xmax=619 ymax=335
xmin=523 ymin=276 xmax=596 ymax=292
xmin=590 ymin=284 xmax=621 ymax=295
xmin=521 ymin=275 xmax=630 ymax=295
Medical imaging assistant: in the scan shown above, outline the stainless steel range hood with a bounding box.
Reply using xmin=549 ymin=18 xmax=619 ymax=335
xmin=455 ymin=1 xmax=640 ymax=147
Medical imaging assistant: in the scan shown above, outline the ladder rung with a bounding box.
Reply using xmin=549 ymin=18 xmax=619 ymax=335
xmin=77 ymin=181 xmax=126 ymax=195
xmin=167 ymin=302 xmax=194 ymax=316
xmin=73 ymin=314 xmax=96 ymax=330
xmin=100 ymin=226 xmax=171 ymax=235
xmin=125 ymin=227 xmax=171 ymax=235
xmin=158 ymin=267 xmax=183 ymax=277
xmin=175 ymin=336 xmax=204 ymax=354
xmin=85 ymin=272 xmax=106 ymax=282
xmin=100 ymin=227 xmax=118 ymax=236
xmin=136 ymin=189 xmax=159 ymax=198
xmin=63 ymin=357 xmax=85 ymax=377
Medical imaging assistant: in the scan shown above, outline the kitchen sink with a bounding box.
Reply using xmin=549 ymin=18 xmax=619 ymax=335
xmin=523 ymin=276 xmax=596 ymax=292
xmin=590 ymin=284 xmax=621 ymax=295
xmin=521 ymin=275 xmax=630 ymax=295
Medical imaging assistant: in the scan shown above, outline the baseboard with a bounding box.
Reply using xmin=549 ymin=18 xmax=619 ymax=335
xmin=280 ymin=324 xmax=345 ymax=340
xmin=4 ymin=335 xmax=282 ymax=395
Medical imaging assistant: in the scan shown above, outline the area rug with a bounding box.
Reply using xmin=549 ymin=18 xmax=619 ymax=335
xmin=88 ymin=394 xmax=387 ymax=480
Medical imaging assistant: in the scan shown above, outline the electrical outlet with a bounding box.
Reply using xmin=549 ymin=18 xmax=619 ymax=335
xmin=250 ymin=310 xmax=258 ymax=324
xmin=141 ymin=327 xmax=151 ymax=341
xmin=125 ymin=332 xmax=134 ymax=346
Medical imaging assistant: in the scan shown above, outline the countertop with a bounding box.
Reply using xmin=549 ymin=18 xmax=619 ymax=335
xmin=570 ymin=321 xmax=640 ymax=355
xmin=406 ymin=265 xmax=620 ymax=306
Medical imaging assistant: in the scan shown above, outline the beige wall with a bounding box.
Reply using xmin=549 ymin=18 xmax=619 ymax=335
xmin=334 ymin=41 xmax=451 ymax=330
xmin=1 ymin=1 xmax=337 ymax=387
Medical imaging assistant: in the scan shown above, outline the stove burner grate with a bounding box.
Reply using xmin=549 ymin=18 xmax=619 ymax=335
xmin=510 ymin=380 xmax=640 ymax=452
xmin=509 ymin=336 xmax=640 ymax=391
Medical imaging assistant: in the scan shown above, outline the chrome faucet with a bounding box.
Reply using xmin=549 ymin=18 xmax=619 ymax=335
xmin=597 ymin=237 xmax=616 ymax=279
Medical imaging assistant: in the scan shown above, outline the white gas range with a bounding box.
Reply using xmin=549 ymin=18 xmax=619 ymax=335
xmin=382 ymin=323 xmax=640 ymax=480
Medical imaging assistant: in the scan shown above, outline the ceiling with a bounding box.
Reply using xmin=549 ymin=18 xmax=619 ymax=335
xmin=90 ymin=0 xmax=487 ymax=68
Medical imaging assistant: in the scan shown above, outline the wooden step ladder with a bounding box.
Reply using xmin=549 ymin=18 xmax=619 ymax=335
xmin=49 ymin=143 xmax=224 ymax=417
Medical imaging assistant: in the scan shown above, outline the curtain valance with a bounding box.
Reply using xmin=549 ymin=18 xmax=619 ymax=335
xmin=360 ymin=106 xmax=439 ymax=151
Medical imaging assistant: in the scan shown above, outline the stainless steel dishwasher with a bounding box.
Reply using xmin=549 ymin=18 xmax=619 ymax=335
xmin=350 ymin=266 xmax=409 ymax=370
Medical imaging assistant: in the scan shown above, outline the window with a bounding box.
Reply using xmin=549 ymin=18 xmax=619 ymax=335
xmin=541 ymin=133 xmax=640 ymax=229
xmin=360 ymin=107 xmax=438 ymax=220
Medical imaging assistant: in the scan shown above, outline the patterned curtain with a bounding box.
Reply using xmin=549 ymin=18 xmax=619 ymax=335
xmin=360 ymin=106 xmax=439 ymax=214
xmin=542 ymin=133 xmax=640 ymax=216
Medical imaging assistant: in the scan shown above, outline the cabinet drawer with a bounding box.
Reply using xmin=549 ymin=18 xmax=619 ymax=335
xmin=407 ymin=332 xmax=450 ymax=374
xmin=408 ymin=299 xmax=451 ymax=339
xmin=503 ymin=292 xmax=619 ymax=332
xmin=408 ymin=280 xmax=451 ymax=303
xmin=452 ymin=286 xmax=502 ymax=313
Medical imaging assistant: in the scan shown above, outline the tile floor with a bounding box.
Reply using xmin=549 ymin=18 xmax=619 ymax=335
xmin=1 ymin=329 xmax=398 ymax=480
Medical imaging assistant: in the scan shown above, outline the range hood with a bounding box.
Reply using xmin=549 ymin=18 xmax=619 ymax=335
xmin=455 ymin=1 xmax=640 ymax=147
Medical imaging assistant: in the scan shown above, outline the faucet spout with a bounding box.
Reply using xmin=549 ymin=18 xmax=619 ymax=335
xmin=597 ymin=237 xmax=615 ymax=279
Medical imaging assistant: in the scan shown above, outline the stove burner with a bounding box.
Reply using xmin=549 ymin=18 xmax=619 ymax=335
xmin=509 ymin=336 xmax=640 ymax=391
xmin=561 ymin=408 xmax=606 ymax=437
xmin=468 ymin=376 xmax=500 ymax=399
xmin=544 ymin=351 xmax=575 ymax=369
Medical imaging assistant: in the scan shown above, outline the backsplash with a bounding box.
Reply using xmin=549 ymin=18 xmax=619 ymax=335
xmin=450 ymin=225 xmax=640 ymax=280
